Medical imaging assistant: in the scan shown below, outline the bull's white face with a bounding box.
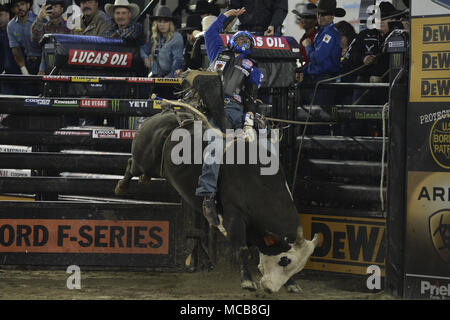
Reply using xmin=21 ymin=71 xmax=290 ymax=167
xmin=258 ymin=232 xmax=320 ymax=293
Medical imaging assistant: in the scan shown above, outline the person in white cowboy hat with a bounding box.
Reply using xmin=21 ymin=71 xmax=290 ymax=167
xmin=104 ymin=0 xmax=144 ymax=44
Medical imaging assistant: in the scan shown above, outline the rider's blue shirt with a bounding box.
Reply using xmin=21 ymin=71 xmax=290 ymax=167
xmin=204 ymin=13 xmax=262 ymax=88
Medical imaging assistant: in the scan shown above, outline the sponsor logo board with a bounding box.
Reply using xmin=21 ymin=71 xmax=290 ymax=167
xmin=68 ymin=49 xmax=132 ymax=68
xmin=0 ymin=219 xmax=169 ymax=254
xmin=299 ymin=213 xmax=386 ymax=276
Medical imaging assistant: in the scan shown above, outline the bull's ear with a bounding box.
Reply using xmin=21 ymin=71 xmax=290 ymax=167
xmin=263 ymin=233 xmax=277 ymax=247
xmin=261 ymin=231 xmax=292 ymax=255
xmin=294 ymin=226 xmax=305 ymax=247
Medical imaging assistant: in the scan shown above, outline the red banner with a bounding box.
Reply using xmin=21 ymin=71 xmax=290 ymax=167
xmin=68 ymin=49 xmax=132 ymax=68
xmin=220 ymin=34 xmax=290 ymax=50
xmin=80 ymin=99 xmax=108 ymax=108
xmin=0 ymin=219 xmax=169 ymax=254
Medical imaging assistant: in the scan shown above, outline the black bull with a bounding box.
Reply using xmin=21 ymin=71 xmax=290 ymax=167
xmin=114 ymin=109 xmax=319 ymax=293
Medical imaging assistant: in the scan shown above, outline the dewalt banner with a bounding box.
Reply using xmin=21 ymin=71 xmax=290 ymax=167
xmin=299 ymin=213 xmax=385 ymax=276
xmin=410 ymin=16 xmax=450 ymax=102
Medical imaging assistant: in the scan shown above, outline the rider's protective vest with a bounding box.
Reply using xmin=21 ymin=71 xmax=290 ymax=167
xmin=209 ymin=49 xmax=256 ymax=103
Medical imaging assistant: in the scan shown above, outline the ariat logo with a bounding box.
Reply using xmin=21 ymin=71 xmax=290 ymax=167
xmin=429 ymin=209 xmax=450 ymax=263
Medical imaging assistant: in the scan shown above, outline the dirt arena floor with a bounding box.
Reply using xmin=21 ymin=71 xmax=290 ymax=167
xmin=0 ymin=262 xmax=398 ymax=300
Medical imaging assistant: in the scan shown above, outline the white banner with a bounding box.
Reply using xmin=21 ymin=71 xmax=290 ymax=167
xmin=411 ymin=0 xmax=450 ymax=17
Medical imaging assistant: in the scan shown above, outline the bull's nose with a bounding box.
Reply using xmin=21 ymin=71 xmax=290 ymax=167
xmin=264 ymin=287 xmax=273 ymax=294
xmin=260 ymin=278 xmax=277 ymax=293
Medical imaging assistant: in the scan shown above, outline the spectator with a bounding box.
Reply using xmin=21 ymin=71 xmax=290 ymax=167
xmin=104 ymin=0 xmax=145 ymax=45
xmin=350 ymin=1 xmax=405 ymax=105
xmin=334 ymin=20 xmax=363 ymax=136
xmin=7 ymin=0 xmax=41 ymax=94
xmin=193 ymin=0 xmax=220 ymax=19
xmin=140 ymin=5 xmax=184 ymax=78
xmin=10 ymin=0 xmax=18 ymax=18
xmin=334 ymin=20 xmax=357 ymax=103
xmin=75 ymin=0 xmax=112 ymax=36
xmin=31 ymin=0 xmax=71 ymax=75
xmin=0 ymin=2 xmax=20 ymax=94
xmin=335 ymin=20 xmax=356 ymax=59
xmin=176 ymin=13 xmax=202 ymax=75
xmin=292 ymin=3 xmax=317 ymax=65
xmin=300 ymin=0 xmax=344 ymax=106
xmin=228 ymin=0 xmax=287 ymax=36
xmin=190 ymin=15 xmax=216 ymax=70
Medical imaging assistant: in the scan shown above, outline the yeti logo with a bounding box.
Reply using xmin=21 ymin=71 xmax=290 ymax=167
xmin=429 ymin=209 xmax=450 ymax=263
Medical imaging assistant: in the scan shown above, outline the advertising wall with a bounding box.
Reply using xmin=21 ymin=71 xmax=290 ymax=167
xmin=404 ymin=0 xmax=450 ymax=299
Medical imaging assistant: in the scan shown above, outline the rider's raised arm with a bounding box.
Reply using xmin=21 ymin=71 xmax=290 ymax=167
xmin=204 ymin=13 xmax=227 ymax=63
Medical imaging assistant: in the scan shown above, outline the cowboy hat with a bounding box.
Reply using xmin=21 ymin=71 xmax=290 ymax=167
xmin=150 ymin=5 xmax=173 ymax=21
xmin=179 ymin=14 xmax=202 ymax=32
xmin=105 ymin=0 xmax=140 ymax=19
xmin=201 ymin=15 xmax=216 ymax=31
xmin=292 ymin=3 xmax=317 ymax=18
xmin=193 ymin=0 xmax=219 ymax=16
xmin=379 ymin=1 xmax=407 ymax=20
xmin=307 ymin=0 xmax=346 ymax=18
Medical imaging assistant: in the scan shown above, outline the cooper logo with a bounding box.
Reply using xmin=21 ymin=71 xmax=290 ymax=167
xmin=24 ymin=98 xmax=51 ymax=106
xmin=429 ymin=114 xmax=450 ymax=169
xmin=68 ymin=49 xmax=132 ymax=68
xmin=429 ymin=209 xmax=450 ymax=263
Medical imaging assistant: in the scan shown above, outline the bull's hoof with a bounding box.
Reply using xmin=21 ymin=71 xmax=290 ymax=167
xmin=241 ymin=280 xmax=258 ymax=291
xmin=114 ymin=181 xmax=128 ymax=196
xmin=138 ymin=174 xmax=152 ymax=185
xmin=285 ymin=281 xmax=303 ymax=293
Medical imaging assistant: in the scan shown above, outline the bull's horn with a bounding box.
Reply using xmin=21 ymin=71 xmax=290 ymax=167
xmin=294 ymin=226 xmax=305 ymax=247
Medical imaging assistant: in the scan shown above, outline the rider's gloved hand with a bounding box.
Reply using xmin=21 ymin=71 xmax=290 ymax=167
xmin=243 ymin=112 xmax=256 ymax=141
xmin=20 ymin=66 xmax=29 ymax=75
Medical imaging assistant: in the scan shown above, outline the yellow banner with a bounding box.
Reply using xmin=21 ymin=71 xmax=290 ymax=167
xmin=71 ymin=76 xmax=100 ymax=83
xmin=410 ymin=16 xmax=450 ymax=102
xmin=152 ymin=100 xmax=180 ymax=110
xmin=299 ymin=213 xmax=386 ymax=276
xmin=153 ymin=78 xmax=182 ymax=84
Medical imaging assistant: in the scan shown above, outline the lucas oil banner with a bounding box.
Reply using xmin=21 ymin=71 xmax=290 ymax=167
xmin=405 ymin=2 xmax=450 ymax=299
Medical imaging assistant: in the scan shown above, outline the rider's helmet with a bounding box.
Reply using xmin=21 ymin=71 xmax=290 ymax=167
xmin=228 ymin=31 xmax=255 ymax=55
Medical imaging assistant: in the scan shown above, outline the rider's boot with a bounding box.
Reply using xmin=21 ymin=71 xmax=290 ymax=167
xmin=202 ymin=194 xmax=220 ymax=227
